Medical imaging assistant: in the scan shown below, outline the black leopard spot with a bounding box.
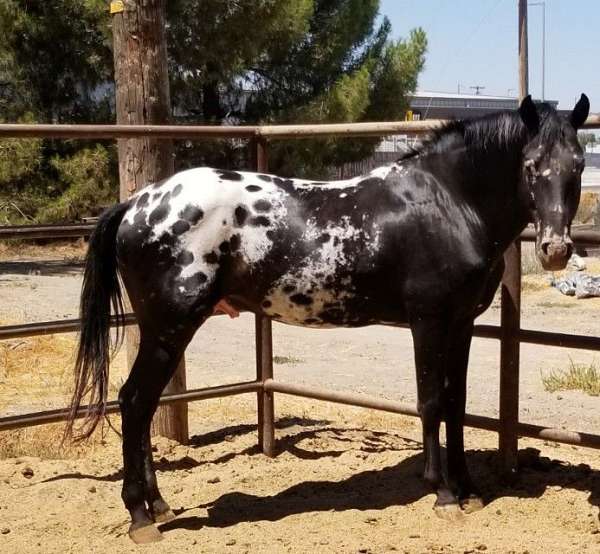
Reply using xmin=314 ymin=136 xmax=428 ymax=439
xmin=171 ymin=220 xmax=190 ymax=235
xmin=229 ymin=233 xmax=241 ymax=251
xmin=245 ymin=185 xmax=262 ymax=192
xmin=253 ymin=199 xmax=271 ymax=212
xmin=234 ymin=205 xmax=248 ymax=226
xmin=148 ymin=204 xmax=170 ymax=225
xmin=250 ymin=216 xmax=270 ymax=227
xmin=204 ymin=251 xmax=219 ymax=264
xmin=136 ymin=192 xmax=149 ymax=208
xmin=290 ymin=293 xmax=313 ymax=305
xmin=216 ymin=169 xmax=243 ymax=181
xmin=176 ymin=250 xmax=194 ymax=266
xmin=179 ymin=205 xmax=203 ymax=225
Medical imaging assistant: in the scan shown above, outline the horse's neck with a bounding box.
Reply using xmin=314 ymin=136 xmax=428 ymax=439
xmin=466 ymin=142 xmax=531 ymax=255
xmin=421 ymin=135 xmax=530 ymax=256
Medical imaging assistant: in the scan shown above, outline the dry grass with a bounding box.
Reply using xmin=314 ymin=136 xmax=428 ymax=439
xmin=542 ymin=358 xmax=600 ymax=396
xmin=273 ymin=355 xmax=304 ymax=364
xmin=0 ymin=239 xmax=87 ymax=262
xmin=574 ymin=192 xmax=599 ymax=225
xmin=521 ymin=241 xmax=545 ymax=276
xmin=0 ymin=319 xmax=127 ymax=459
xmin=0 ymin=419 xmax=121 ymax=460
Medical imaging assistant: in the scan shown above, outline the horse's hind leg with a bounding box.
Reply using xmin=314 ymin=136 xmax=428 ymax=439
xmin=118 ymin=326 xmax=198 ymax=543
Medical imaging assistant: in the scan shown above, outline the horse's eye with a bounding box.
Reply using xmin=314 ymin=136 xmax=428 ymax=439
xmin=573 ymin=157 xmax=585 ymax=173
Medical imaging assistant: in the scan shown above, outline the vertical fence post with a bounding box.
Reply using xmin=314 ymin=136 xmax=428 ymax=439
xmin=112 ymin=0 xmax=188 ymax=444
xmin=499 ymin=241 xmax=522 ymax=474
xmin=253 ymin=136 xmax=275 ymax=457
xmin=499 ymin=0 xmax=528 ymax=474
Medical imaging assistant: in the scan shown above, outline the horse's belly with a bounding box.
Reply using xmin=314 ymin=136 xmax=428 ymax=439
xmin=260 ymin=283 xmax=365 ymax=328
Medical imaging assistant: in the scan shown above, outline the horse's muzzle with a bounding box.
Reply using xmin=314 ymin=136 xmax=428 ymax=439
xmin=536 ymin=234 xmax=573 ymax=271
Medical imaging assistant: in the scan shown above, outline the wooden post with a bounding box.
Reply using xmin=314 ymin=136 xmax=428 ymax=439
xmin=111 ymin=0 xmax=188 ymax=444
xmin=499 ymin=0 xmax=527 ymax=474
xmin=253 ymin=138 xmax=275 ymax=457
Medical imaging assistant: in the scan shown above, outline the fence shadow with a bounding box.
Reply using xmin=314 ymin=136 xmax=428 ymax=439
xmin=159 ymin=447 xmax=599 ymax=533
xmin=0 ymin=259 xmax=84 ymax=276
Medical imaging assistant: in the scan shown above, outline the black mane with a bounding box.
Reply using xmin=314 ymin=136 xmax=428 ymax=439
xmin=399 ymin=103 xmax=566 ymax=161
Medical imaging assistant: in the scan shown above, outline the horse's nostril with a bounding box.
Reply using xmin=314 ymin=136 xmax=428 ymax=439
xmin=565 ymin=243 xmax=573 ymax=259
xmin=540 ymin=241 xmax=550 ymax=256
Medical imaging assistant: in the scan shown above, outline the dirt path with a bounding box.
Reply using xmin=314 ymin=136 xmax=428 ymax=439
xmin=0 ymin=397 xmax=599 ymax=554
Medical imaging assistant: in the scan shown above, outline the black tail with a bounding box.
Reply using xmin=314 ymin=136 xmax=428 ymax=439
xmin=65 ymin=201 xmax=130 ymax=441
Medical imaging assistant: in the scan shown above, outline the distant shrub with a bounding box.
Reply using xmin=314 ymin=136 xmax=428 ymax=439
xmin=36 ymin=145 xmax=117 ymax=223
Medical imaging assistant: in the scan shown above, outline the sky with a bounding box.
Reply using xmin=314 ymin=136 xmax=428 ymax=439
xmin=379 ymin=0 xmax=599 ymax=112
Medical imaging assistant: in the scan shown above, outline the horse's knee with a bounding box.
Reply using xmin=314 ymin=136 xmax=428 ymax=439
xmin=418 ymin=396 xmax=443 ymax=428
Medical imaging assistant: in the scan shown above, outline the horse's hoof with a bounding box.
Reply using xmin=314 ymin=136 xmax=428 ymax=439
xmin=154 ymin=509 xmax=176 ymax=524
xmin=128 ymin=522 xmax=163 ymax=544
xmin=434 ymin=503 xmax=464 ymax=522
xmin=461 ymin=496 xmax=485 ymax=514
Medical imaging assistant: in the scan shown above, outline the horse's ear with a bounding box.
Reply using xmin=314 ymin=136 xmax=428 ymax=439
xmin=569 ymin=93 xmax=590 ymax=129
xmin=519 ymin=95 xmax=540 ymax=134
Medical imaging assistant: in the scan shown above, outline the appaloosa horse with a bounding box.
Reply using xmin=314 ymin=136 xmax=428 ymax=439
xmin=67 ymin=94 xmax=589 ymax=542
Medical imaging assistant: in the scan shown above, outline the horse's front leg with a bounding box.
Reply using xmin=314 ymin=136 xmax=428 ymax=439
xmin=444 ymin=319 xmax=484 ymax=513
xmin=410 ymin=316 xmax=462 ymax=519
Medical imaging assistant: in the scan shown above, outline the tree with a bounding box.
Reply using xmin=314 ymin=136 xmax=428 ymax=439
xmin=0 ymin=0 xmax=427 ymax=221
xmin=167 ymin=0 xmax=427 ymax=176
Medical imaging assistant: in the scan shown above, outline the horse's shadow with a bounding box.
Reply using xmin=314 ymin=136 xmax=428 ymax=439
xmin=42 ymin=419 xmax=600 ymax=531
xmin=159 ymin=446 xmax=600 ymax=534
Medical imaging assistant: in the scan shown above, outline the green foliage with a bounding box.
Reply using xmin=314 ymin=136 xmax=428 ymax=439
xmin=37 ymin=145 xmax=117 ymax=223
xmin=0 ymin=114 xmax=43 ymax=184
xmin=0 ymin=0 xmax=427 ymax=219
xmin=0 ymin=0 xmax=112 ymax=123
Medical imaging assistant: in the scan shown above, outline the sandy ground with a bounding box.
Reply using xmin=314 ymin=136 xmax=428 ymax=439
xmin=0 ymin=397 xmax=600 ymax=554
xmin=1 ymin=244 xmax=600 ymax=552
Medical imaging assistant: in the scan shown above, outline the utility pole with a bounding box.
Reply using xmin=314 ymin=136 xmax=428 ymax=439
xmin=111 ymin=0 xmax=188 ymax=444
xmin=469 ymin=85 xmax=486 ymax=95
xmin=529 ymin=2 xmax=546 ymax=101
xmin=499 ymin=0 xmax=527 ymax=476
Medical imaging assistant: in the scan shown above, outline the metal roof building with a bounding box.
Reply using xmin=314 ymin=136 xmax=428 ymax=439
xmin=408 ymin=90 xmax=558 ymax=120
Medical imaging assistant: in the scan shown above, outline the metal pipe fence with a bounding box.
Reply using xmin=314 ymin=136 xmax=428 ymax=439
xmin=1 ymin=120 xmax=600 ymax=460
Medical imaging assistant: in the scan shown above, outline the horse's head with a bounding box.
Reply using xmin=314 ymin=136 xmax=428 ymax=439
xmin=519 ymin=93 xmax=590 ymax=271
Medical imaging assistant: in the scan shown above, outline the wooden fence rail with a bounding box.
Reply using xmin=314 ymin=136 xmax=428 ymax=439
xmin=1 ymin=120 xmax=600 ymax=468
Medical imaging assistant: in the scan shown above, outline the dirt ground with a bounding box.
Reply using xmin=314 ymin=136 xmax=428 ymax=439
xmin=1 ymin=243 xmax=600 ymax=553
xmin=0 ymin=397 xmax=599 ymax=554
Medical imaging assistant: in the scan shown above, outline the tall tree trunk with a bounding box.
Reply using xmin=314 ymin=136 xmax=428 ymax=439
xmin=111 ymin=0 xmax=188 ymax=444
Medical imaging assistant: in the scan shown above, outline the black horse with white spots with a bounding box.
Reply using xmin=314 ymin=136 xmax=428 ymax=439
xmin=67 ymin=94 xmax=589 ymax=542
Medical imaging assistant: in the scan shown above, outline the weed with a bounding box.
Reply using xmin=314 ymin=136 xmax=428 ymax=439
xmin=273 ymin=355 xmax=304 ymax=365
xmin=542 ymin=358 xmax=600 ymax=396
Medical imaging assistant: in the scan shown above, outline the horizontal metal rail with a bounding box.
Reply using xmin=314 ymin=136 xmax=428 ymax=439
xmin=3 ymin=314 xmax=600 ymax=353
xmin=0 ymin=380 xmax=262 ymax=432
xmin=0 ymin=223 xmax=95 ymax=240
xmin=0 ymin=314 xmax=137 ymax=340
xmin=263 ymin=379 xmax=600 ymax=450
xmin=0 ymin=120 xmax=438 ymax=140
xmin=3 ymin=376 xmax=598 ymax=451
xmin=0 ymin=117 xmax=597 ymax=141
